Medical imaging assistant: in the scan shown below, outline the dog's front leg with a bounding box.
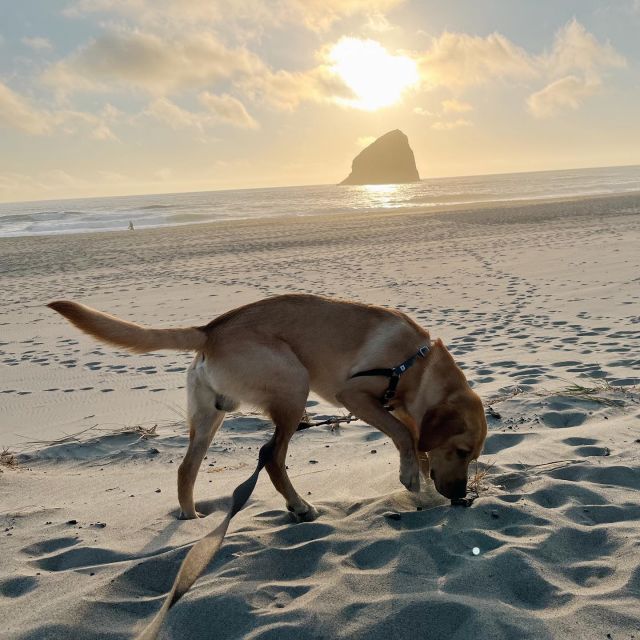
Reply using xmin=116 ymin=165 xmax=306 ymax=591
xmin=418 ymin=452 xmax=430 ymax=482
xmin=336 ymin=388 xmax=420 ymax=493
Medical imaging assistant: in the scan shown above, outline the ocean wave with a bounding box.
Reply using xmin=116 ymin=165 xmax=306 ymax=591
xmin=136 ymin=204 xmax=174 ymax=210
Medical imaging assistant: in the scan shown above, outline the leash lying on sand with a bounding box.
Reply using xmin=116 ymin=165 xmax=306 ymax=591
xmin=136 ymin=436 xmax=275 ymax=640
xmin=135 ymin=414 xmax=356 ymax=640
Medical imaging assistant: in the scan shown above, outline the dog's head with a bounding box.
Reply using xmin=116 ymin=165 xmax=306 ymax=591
xmin=417 ymin=391 xmax=487 ymax=500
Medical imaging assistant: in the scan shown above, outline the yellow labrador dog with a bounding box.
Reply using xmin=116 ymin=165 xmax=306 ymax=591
xmin=48 ymin=294 xmax=487 ymax=521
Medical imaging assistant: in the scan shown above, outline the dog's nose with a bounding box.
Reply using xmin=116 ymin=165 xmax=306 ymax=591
xmin=449 ymin=480 xmax=468 ymax=499
xmin=441 ymin=479 xmax=467 ymax=500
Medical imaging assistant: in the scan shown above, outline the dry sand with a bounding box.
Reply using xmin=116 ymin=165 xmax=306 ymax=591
xmin=1 ymin=192 xmax=639 ymax=639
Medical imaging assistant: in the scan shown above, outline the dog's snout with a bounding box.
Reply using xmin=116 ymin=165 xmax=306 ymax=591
xmin=450 ymin=479 xmax=468 ymax=499
xmin=436 ymin=478 xmax=468 ymax=500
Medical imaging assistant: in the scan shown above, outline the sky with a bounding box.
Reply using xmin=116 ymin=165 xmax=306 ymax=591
xmin=1 ymin=0 xmax=639 ymax=202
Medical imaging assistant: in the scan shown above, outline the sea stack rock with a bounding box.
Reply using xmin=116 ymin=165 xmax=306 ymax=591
xmin=340 ymin=129 xmax=420 ymax=185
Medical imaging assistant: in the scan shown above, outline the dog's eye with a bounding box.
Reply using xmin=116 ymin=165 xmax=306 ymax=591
xmin=456 ymin=448 xmax=470 ymax=459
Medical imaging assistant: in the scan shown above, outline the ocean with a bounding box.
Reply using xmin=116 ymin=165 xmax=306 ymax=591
xmin=1 ymin=164 xmax=639 ymax=237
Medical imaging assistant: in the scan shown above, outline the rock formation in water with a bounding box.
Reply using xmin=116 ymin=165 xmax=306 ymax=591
xmin=340 ymin=129 xmax=420 ymax=185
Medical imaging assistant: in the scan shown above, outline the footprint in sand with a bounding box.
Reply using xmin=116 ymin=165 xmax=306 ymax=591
xmin=540 ymin=409 xmax=588 ymax=428
xmin=22 ymin=537 xmax=80 ymax=556
xmin=0 ymin=576 xmax=38 ymax=598
xmin=483 ymin=432 xmax=528 ymax=455
xmin=574 ymin=445 xmax=610 ymax=457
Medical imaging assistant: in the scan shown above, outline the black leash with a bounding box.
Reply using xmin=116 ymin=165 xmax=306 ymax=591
xmin=297 ymin=413 xmax=357 ymax=431
xmin=351 ymin=345 xmax=430 ymax=408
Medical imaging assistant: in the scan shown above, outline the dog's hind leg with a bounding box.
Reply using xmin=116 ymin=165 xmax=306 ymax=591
xmin=206 ymin=340 xmax=315 ymax=521
xmin=177 ymin=363 xmax=225 ymax=520
xmin=266 ymin=399 xmax=319 ymax=522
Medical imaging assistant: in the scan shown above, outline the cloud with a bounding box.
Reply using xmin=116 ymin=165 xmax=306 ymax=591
xmin=0 ymin=81 xmax=119 ymax=139
xmin=199 ymin=92 xmax=258 ymax=129
xmin=416 ymin=20 xmax=624 ymax=118
xmin=43 ymin=29 xmax=262 ymax=95
xmin=286 ymin=0 xmax=405 ymax=31
xmin=0 ymin=82 xmax=52 ymax=135
xmin=22 ymin=36 xmax=53 ymax=51
xmin=145 ymin=97 xmax=208 ymax=132
xmin=526 ymin=19 xmax=625 ymax=117
xmin=145 ymin=94 xmax=257 ymax=131
xmin=240 ymin=64 xmax=352 ymax=110
xmin=41 ymin=22 xmax=353 ymax=113
xmin=419 ymin=31 xmax=538 ymax=89
xmin=64 ymin=0 xmax=406 ymax=31
xmin=527 ymin=75 xmax=599 ymax=118
xmin=431 ymin=118 xmax=472 ymax=130
xmin=441 ymin=98 xmax=473 ymax=113
xmin=545 ymin=18 xmax=626 ymax=78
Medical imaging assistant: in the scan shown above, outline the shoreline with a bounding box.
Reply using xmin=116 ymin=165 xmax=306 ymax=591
xmin=2 ymin=188 xmax=640 ymax=245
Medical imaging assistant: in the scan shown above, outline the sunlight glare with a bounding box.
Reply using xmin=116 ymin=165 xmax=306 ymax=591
xmin=329 ymin=38 xmax=419 ymax=111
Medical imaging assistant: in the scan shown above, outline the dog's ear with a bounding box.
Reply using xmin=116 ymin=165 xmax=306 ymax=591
xmin=418 ymin=404 xmax=464 ymax=451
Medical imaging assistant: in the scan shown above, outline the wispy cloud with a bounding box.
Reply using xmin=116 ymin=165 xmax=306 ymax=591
xmin=22 ymin=36 xmax=53 ymax=51
xmin=42 ymin=29 xmax=262 ymax=95
xmin=419 ymin=31 xmax=538 ymax=89
xmin=199 ymin=92 xmax=258 ymax=129
xmin=527 ymin=19 xmax=625 ymax=117
xmin=441 ymin=98 xmax=473 ymax=113
xmin=415 ymin=19 xmax=625 ymax=118
xmin=527 ymin=75 xmax=600 ymax=118
xmin=0 ymin=81 xmax=119 ymax=138
xmin=543 ymin=18 xmax=626 ymax=77
xmin=64 ymin=0 xmax=407 ymax=31
xmin=145 ymin=94 xmax=257 ymax=132
xmin=0 ymin=82 xmax=53 ymax=135
xmin=431 ymin=118 xmax=472 ymax=130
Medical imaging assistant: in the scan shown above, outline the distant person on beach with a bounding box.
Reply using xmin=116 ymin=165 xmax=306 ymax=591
xmin=128 ymin=221 xmax=134 ymax=231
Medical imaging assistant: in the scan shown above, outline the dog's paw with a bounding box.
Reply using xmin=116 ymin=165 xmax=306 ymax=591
xmin=178 ymin=510 xmax=203 ymax=520
xmin=399 ymin=460 xmax=421 ymax=493
xmin=287 ymin=502 xmax=319 ymax=523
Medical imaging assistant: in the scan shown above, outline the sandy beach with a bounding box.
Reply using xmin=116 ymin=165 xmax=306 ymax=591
xmin=1 ymin=192 xmax=639 ymax=639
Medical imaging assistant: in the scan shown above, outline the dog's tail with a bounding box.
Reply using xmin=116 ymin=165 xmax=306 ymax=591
xmin=47 ymin=301 xmax=207 ymax=354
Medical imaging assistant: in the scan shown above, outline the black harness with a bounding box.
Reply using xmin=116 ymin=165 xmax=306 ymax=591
xmin=351 ymin=345 xmax=430 ymax=408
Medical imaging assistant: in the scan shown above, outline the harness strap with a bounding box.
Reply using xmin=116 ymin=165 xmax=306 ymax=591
xmin=351 ymin=345 xmax=430 ymax=408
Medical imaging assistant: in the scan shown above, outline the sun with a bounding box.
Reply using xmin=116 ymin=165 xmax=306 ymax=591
xmin=329 ymin=38 xmax=419 ymax=111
